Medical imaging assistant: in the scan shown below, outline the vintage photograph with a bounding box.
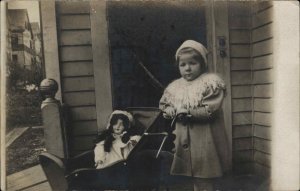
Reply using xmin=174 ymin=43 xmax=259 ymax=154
xmin=0 ymin=0 xmax=299 ymax=191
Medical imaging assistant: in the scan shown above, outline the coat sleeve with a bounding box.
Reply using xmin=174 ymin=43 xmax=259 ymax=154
xmin=189 ymin=87 xmax=225 ymax=121
xmin=159 ymin=90 xmax=177 ymax=119
xmin=159 ymin=90 xmax=174 ymax=111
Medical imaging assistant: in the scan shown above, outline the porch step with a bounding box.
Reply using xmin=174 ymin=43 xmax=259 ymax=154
xmin=7 ymin=165 xmax=50 ymax=191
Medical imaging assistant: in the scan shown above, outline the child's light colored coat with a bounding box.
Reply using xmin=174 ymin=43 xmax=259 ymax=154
xmin=160 ymin=73 xmax=230 ymax=178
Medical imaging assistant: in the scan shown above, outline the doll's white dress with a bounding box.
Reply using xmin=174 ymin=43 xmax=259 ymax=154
xmin=94 ymin=135 xmax=141 ymax=169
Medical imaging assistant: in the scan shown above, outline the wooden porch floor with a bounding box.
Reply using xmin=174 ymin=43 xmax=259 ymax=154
xmin=7 ymin=165 xmax=51 ymax=191
xmin=7 ymin=164 xmax=270 ymax=191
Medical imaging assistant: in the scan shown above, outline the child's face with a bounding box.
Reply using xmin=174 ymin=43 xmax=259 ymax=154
xmin=178 ymin=54 xmax=203 ymax=81
xmin=113 ymin=119 xmax=125 ymax=135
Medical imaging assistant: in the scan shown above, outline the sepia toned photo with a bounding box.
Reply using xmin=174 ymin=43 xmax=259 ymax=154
xmin=0 ymin=0 xmax=299 ymax=191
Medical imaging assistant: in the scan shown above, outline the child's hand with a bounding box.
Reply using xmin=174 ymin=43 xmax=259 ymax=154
xmin=163 ymin=107 xmax=176 ymax=119
xmin=177 ymin=108 xmax=191 ymax=125
xmin=95 ymin=160 xmax=103 ymax=167
xmin=177 ymin=108 xmax=188 ymax=115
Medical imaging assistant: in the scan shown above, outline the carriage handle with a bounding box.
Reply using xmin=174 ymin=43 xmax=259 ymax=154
xmin=143 ymin=132 xmax=168 ymax=158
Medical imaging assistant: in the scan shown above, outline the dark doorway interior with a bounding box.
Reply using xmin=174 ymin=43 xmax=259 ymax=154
xmin=107 ymin=1 xmax=206 ymax=109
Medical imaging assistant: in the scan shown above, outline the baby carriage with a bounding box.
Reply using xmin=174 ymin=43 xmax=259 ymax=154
xmin=39 ymin=107 xmax=177 ymax=190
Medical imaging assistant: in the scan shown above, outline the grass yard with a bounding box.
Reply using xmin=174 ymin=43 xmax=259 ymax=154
xmin=7 ymin=127 xmax=45 ymax=175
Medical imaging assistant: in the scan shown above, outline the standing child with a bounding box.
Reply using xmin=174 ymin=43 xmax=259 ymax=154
xmin=159 ymin=40 xmax=230 ymax=191
xmin=94 ymin=110 xmax=141 ymax=169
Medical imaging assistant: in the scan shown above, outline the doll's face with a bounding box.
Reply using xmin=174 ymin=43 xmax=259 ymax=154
xmin=113 ymin=119 xmax=125 ymax=135
xmin=178 ymin=54 xmax=203 ymax=81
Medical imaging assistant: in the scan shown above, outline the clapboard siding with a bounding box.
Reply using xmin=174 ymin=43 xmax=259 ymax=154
xmin=254 ymin=98 xmax=272 ymax=112
xmin=56 ymin=1 xmax=90 ymax=14
xmin=70 ymin=106 xmax=97 ymax=121
xmin=59 ymin=15 xmax=91 ymax=30
xmin=64 ymin=91 xmax=96 ymax=106
xmin=228 ymin=2 xmax=253 ymax=175
xmin=252 ymin=7 xmax=273 ymax=28
xmin=60 ymin=46 xmax=93 ymax=61
xmin=228 ymin=2 xmax=252 ymax=15
xmin=62 ymin=77 xmax=95 ymax=92
xmin=230 ymin=30 xmax=251 ymax=44
xmin=233 ymin=137 xmax=253 ymax=151
xmin=254 ymin=150 xmax=271 ymax=167
xmin=231 ymin=86 xmax=252 ymax=98
xmin=253 ymin=84 xmax=273 ymax=98
xmin=252 ymin=39 xmax=273 ymax=57
xmin=253 ymin=1 xmax=273 ymax=13
xmin=252 ymin=23 xmax=272 ymax=42
xmin=253 ymin=55 xmax=273 ymax=70
xmin=254 ymin=125 xmax=271 ymax=140
xmin=56 ymin=1 xmax=98 ymax=156
xmin=233 ymin=112 xmax=252 ymax=126
xmin=254 ymin=112 xmax=272 ymax=126
xmin=230 ymin=45 xmax=251 ymax=57
xmin=231 ymin=71 xmax=252 ymax=85
xmin=228 ymin=1 xmax=251 ymax=31
xmin=231 ymin=58 xmax=251 ymax=71
xmin=252 ymin=4 xmax=273 ymax=177
xmin=233 ymin=150 xmax=253 ymax=163
xmin=61 ymin=61 xmax=94 ymax=77
xmin=232 ymin=98 xmax=252 ymax=112
xmin=229 ymin=1 xmax=274 ymax=176
xmin=72 ymin=135 xmax=96 ymax=151
xmin=253 ymin=69 xmax=273 ymax=84
xmin=59 ymin=30 xmax=92 ymax=45
xmin=72 ymin=120 xmax=98 ymax=136
xmin=254 ymin=137 xmax=271 ymax=154
xmin=229 ymin=17 xmax=251 ymax=29
xmin=233 ymin=125 xmax=252 ymax=138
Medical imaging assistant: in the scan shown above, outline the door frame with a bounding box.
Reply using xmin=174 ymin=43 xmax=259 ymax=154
xmin=205 ymin=0 xmax=232 ymax=169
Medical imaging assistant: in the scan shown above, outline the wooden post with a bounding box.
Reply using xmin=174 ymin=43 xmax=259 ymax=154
xmin=40 ymin=79 xmax=68 ymax=159
xmin=205 ymin=0 xmax=217 ymax=73
xmin=40 ymin=1 xmax=62 ymax=101
xmin=206 ymin=0 xmax=232 ymax=169
xmin=213 ymin=0 xmax=232 ymax=170
xmin=90 ymin=1 xmax=113 ymax=131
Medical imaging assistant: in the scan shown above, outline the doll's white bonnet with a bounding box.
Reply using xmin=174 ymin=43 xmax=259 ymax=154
xmin=106 ymin=110 xmax=134 ymax=129
xmin=175 ymin=40 xmax=208 ymax=67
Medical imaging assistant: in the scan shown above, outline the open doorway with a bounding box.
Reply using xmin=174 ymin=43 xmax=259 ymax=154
xmin=107 ymin=1 xmax=207 ymax=109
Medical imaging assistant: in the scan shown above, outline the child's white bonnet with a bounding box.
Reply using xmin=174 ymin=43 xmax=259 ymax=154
xmin=175 ymin=40 xmax=208 ymax=67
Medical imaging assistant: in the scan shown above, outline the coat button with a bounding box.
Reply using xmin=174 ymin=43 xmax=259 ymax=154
xmin=182 ymin=144 xmax=189 ymax=149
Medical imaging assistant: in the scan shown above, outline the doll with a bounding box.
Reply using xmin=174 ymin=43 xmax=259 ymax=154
xmin=94 ymin=110 xmax=141 ymax=169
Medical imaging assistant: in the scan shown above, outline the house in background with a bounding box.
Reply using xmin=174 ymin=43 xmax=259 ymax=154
xmin=7 ymin=9 xmax=35 ymax=70
xmin=31 ymin=22 xmax=42 ymax=71
xmin=38 ymin=1 xmax=298 ymax=190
